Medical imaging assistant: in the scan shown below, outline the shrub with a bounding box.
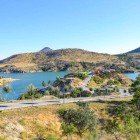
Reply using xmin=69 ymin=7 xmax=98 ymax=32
xmin=58 ymin=107 xmax=97 ymax=138
xmin=81 ymin=90 xmax=92 ymax=97
xmin=19 ymin=84 xmax=43 ymax=100
xmin=76 ymin=101 xmax=89 ymax=108
xmin=92 ymin=76 xmax=103 ymax=84
xmin=2 ymin=85 xmax=12 ymax=93
xmin=74 ymin=72 xmax=88 ymax=80
xmin=71 ymin=88 xmax=82 ymax=98
xmin=48 ymin=86 xmax=60 ymax=97
xmin=42 ymin=81 xmax=47 ymax=87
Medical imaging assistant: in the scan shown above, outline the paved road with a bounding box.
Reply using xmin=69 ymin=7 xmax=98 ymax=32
xmin=119 ymin=88 xmax=131 ymax=96
xmin=81 ymin=75 xmax=93 ymax=91
xmin=0 ymin=95 xmax=131 ymax=111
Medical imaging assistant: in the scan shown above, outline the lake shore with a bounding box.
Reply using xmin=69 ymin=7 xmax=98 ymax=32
xmin=0 ymin=78 xmax=18 ymax=86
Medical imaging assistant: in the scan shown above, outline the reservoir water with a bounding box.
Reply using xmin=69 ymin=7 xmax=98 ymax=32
xmin=124 ymin=73 xmax=139 ymax=80
xmin=0 ymin=72 xmax=139 ymax=100
xmin=0 ymin=71 xmax=68 ymax=100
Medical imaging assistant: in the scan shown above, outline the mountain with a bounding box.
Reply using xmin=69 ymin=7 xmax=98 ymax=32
xmin=39 ymin=47 xmax=53 ymax=52
xmin=117 ymin=47 xmax=140 ymax=70
xmin=0 ymin=48 xmax=133 ymax=73
xmin=127 ymin=47 xmax=140 ymax=54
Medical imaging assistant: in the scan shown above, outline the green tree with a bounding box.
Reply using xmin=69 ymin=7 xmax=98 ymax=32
xmin=105 ymin=119 xmax=121 ymax=140
xmin=42 ymin=81 xmax=47 ymax=87
xmin=58 ymin=107 xmax=97 ymax=139
xmin=0 ymin=85 xmax=12 ymax=101
xmin=131 ymin=75 xmax=140 ymax=109
xmin=61 ymin=123 xmax=76 ymax=140
xmin=71 ymin=88 xmax=81 ymax=98
xmin=92 ymin=76 xmax=103 ymax=84
xmin=3 ymin=85 xmax=12 ymax=93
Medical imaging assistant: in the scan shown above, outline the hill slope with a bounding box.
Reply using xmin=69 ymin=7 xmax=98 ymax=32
xmin=127 ymin=47 xmax=140 ymax=54
xmin=0 ymin=48 xmax=130 ymax=72
xmin=39 ymin=47 xmax=53 ymax=53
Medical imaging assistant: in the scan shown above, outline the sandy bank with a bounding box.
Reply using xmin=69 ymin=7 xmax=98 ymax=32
xmin=0 ymin=78 xmax=18 ymax=86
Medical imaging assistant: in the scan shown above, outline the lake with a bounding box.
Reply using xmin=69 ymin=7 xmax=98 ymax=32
xmin=0 ymin=72 xmax=139 ymax=100
xmin=0 ymin=71 xmax=69 ymax=100
xmin=125 ymin=72 xmax=139 ymax=80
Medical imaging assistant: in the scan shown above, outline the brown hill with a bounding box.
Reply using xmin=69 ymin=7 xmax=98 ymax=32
xmin=0 ymin=49 xmax=128 ymax=72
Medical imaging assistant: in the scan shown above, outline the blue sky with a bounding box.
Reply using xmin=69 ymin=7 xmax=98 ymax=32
xmin=0 ymin=0 xmax=140 ymax=59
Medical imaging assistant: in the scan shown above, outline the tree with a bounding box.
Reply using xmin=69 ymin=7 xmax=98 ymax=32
xmin=76 ymin=101 xmax=89 ymax=108
xmin=105 ymin=119 xmax=121 ymax=140
xmin=3 ymin=85 xmax=12 ymax=93
xmin=92 ymin=76 xmax=103 ymax=84
xmin=131 ymin=75 xmax=140 ymax=109
xmin=26 ymin=84 xmax=37 ymax=104
xmin=71 ymin=88 xmax=81 ymax=98
xmin=105 ymin=99 xmax=140 ymax=139
xmin=58 ymin=105 xmax=97 ymax=139
xmin=42 ymin=81 xmax=47 ymax=87
xmin=61 ymin=123 xmax=76 ymax=140
xmin=132 ymin=89 xmax=140 ymax=109
xmin=0 ymin=85 xmax=12 ymax=101
xmin=27 ymin=84 xmax=37 ymax=96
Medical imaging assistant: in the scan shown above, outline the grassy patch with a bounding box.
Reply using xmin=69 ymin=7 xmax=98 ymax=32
xmin=0 ymin=97 xmax=132 ymax=139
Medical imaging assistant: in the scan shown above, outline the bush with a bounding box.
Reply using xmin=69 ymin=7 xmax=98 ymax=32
xmin=92 ymin=76 xmax=103 ymax=84
xmin=74 ymin=72 xmax=88 ymax=80
xmin=48 ymin=86 xmax=60 ymax=97
xmin=71 ymin=88 xmax=83 ymax=98
xmin=19 ymin=84 xmax=43 ymax=100
xmin=81 ymin=90 xmax=92 ymax=97
xmin=107 ymin=80 xmax=120 ymax=85
xmin=76 ymin=101 xmax=89 ymax=108
xmin=2 ymin=85 xmax=12 ymax=93
xmin=58 ymin=107 xmax=97 ymax=138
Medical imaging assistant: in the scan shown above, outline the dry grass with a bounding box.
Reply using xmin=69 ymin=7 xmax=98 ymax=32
xmin=71 ymin=78 xmax=83 ymax=87
xmin=88 ymin=80 xmax=97 ymax=88
xmin=0 ymin=97 xmax=132 ymax=140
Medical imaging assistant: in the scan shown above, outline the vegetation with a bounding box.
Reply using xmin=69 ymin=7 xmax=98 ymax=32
xmin=0 ymin=48 xmax=124 ymax=72
xmin=19 ymin=84 xmax=44 ymax=100
xmin=0 ymin=97 xmax=133 ymax=140
xmin=0 ymin=85 xmax=12 ymax=101
xmin=107 ymin=79 xmax=120 ymax=86
xmin=104 ymin=75 xmax=140 ymax=139
xmin=71 ymin=88 xmax=83 ymax=98
xmin=92 ymin=76 xmax=103 ymax=84
xmin=2 ymin=85 xmax=12 ymax=93
xmin=58 ymin=102 xmax=97 ymax=139
xmin=42 ymin=81 xmax=47 ymax=87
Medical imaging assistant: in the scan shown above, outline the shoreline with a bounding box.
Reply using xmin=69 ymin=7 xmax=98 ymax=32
xmin=0 ymin=78 xmax=19 ymax=86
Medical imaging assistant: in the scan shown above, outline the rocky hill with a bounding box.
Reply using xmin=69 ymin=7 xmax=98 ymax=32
xmin=39 ymin=47 xmax=53 ymax=53
xmin=122 ymin=47 xmax=140 ymax=69
xmin=0 ymin=48 xmax=133 ymax=73
xmin=127 ymin=47 xmax=140 ymax=54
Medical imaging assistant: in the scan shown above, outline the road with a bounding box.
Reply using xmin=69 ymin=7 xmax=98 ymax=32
xmin=0 ymin=74 xmax=132 ymax=111
xmin=81 ymin=75 xmax=93 ymax=91
xmin=0 ymin=95 xmax=131 ymax=111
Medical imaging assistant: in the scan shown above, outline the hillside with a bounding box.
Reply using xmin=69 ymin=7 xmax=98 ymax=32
xmin=119 ymin=47 xmax=140 ymax=69
xmin=127 ymin=47 xmax=140 ymax=54
xmin=0 ymin=97 xmax=132 ymax=140
xmin=39 ymin=47 xmax=53 ymax=52
xmin=0 ymin=48 xmax=131 ymax=73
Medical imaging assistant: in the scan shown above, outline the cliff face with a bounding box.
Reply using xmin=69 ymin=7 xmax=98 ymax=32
xmin=0 ymin=48 xmax=130 ymax=73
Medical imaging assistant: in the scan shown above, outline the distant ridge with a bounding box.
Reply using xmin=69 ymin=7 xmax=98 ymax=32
xmin=0 ymin=48 xmax=122 ymax=73
xmin=127 ymin=47 xmax=140 ymax=54
xmin=39 ymin=47 xmax=53 ymax=52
